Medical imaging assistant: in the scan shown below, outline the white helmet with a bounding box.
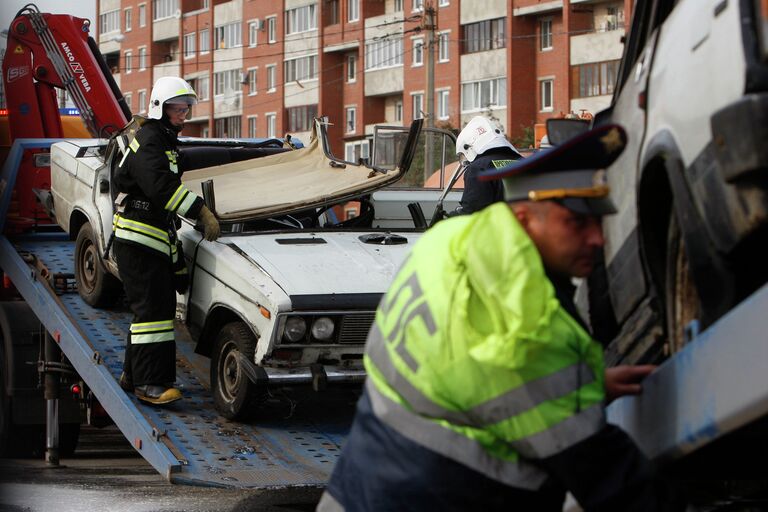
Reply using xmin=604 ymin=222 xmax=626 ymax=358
xmin=148 ymin=77 xmax=198 ymax=120
xmin=456 ymin=116 xmax=521 ymax=163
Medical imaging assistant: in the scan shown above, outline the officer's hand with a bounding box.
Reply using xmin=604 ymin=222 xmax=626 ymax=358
xmin=605 ymin=365 xmax=656 ymax=403
xmin=198 ymin=205 xmax=221 ymax=241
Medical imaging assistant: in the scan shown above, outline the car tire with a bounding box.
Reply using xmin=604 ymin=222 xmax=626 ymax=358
xmin=211 ymin=322 xmax=264 ymax=420
xmin=75 ymin=222 xmax=121 ymax=307
xmin=665 ymin=211 xmax=702 ymax=354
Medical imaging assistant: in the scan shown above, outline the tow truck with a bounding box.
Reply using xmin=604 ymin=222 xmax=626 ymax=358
xmin=0 ymin=5 xmax=357 ymax=486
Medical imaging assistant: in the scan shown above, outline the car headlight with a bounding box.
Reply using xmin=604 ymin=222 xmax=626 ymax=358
xmin=283 ymin=317 xmax=307 ymax=342
xmin=311 ymin=317 xmax=335 ymax=341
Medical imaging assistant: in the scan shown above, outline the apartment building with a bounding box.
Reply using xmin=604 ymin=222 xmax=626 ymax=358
xmin=95 ymin=0 xmax=631 ymax=152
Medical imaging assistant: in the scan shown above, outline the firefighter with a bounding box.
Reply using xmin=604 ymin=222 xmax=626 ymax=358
xmin=318 ymin=124 xmax=682 ymax=511
xmin=455 ymin=116 xmax=522 ymax=215
xmin=114 ymin=77 xmax=220 ymax=405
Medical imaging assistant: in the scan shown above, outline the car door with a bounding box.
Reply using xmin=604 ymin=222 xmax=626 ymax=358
xmin=594 ymin=0 xmax=664 ymax=326
xmin=369 ymin=125 xmax=462 ymax=230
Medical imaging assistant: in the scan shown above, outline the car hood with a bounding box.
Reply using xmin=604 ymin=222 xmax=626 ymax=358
xmin=227 ymin=231 xmax=419 ymax=298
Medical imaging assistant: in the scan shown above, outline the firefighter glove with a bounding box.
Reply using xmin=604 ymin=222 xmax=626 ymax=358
xmin=198 ymin=205 xmax=220 ymax=241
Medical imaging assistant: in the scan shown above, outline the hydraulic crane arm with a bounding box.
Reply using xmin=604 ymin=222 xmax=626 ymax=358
xmin=2 ymin=4 xmax=131 ymax=140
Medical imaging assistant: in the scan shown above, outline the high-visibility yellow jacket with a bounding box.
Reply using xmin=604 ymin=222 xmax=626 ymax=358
xmin=364 ymin=201 xmax=606 ymax=489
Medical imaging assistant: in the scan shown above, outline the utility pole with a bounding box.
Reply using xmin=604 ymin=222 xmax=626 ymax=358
xmin=423 ymin=2 xmax=437 ymax=184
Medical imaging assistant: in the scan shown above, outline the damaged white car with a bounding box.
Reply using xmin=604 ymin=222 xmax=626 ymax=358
xmin=51 ymin=117 xmax=461 ymax=419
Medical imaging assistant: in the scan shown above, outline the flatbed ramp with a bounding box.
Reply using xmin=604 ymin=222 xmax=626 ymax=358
xmin=0 ymin=235 xmax=353 ymax=488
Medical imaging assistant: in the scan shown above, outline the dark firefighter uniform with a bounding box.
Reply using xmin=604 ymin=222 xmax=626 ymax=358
xmin=458 ymin=146 xmax=520 ymax=214
xmin=318 ymin=125 xmax=679 ymax=511
xmin=113 ymin=118 xmax=204 ymax=388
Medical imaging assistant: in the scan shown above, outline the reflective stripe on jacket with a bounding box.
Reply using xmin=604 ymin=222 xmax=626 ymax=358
xmin=364 ymin=201 xmax=606 ymax=489
xmin=113 ymin=120 xmax=204 ymax=256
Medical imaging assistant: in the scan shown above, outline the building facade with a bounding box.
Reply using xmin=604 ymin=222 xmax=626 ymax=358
xmin=95 ymin=0 xmax=633 ymax=152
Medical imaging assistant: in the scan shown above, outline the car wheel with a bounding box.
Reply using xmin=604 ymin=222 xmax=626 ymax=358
xmin=75 ymin=222 xmax=121 ymax=307
xmin=665 ymin=211 xmax=702 ymax=354
xmin=211 ymin=322 xmax=264 ymax=420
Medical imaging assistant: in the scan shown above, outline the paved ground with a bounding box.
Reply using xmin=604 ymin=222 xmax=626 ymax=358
xmin=0 ymin=425 xmax=325 ymax=512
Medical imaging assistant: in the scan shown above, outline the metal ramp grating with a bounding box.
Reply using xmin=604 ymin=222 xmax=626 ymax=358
xmin=15 ymin=239 xmax=354 ymax=488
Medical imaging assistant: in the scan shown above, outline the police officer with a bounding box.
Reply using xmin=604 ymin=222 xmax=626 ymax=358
xmin=114 ymin=77 xmax=220 ymax=405
xmin=318 ymin=124 xmax=681 ymax=511
xmin=455 ymin=116 xmax=522 ymax=214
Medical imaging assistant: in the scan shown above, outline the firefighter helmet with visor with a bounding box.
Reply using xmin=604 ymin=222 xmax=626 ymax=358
xmin=456 ymin=116 xmax=521 ymax=163
xmin=148 ymin=77 xmax=198 ymax=120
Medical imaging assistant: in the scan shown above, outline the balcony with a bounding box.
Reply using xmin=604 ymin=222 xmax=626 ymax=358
xmin=153 ymin=61 xmax=181 ymax=82
xmin=364 ymin=67 xmax=404 ymax=97
xmin=213 ymin=93 xmax=242 ymax=117
xmin=570 ymin=28 xmax=625 ymax=66
xmin=512 ymin=0 xmax=563 ymax=17
xmin=153 ymin=17 xmax=180 ymax=42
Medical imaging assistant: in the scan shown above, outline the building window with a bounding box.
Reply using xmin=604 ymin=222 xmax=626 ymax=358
xmin=202 ymin=0 xmax=209 ymax=9
xmin=394 ymin=0 xmax=403 ymax=12
xmin=287 ymin=104 xmax=318 ymax=132
xmin=124 ymin=51 xmax=133 ymax=73
xmin=215 ymin=22 xmax=242 ymax=49
xmin=99 ymin=10 xmax=120 ymax=34
xmin=201 ymin=126 xmax=209 ymax=138
xmin=124 ymin=93 xmax=132 ymax=111
xmin=248 ymin=68 xmax=258 ymax=95
xmin=348 ymin=0 xmax=359 ymax=22
xmin=462 ymin=18 xmax=505 ymax=54
xmin=199 ymin=29 xmax=210 ymax=54
xmin=345 ymin=140 xmax=369 ymax=163
xmin=138 ymin=89 xmax=147 ymax=113
xmin=345 ymin=106 xmax=356 ymax=133
xmin=248 ymin=116 xmax=257 ymax=138
xmin=267 ymin=65 xmax=277 ymax=92
xmin=268 ymin=16 xmax=277 ymax=43
xmin=249 ymin=21 xmax=258 ymax=47
xmin=266 ymin=113 xmax=277 ymax=137
xmin=413 ymin=0 xmax=424 ymax=12
xmin=286 ymin=4 xmax=317 ymax=34
xmin=124 ymin=8 xmax=132 ymax=32
xmin=138 ymin=47 xmax=147 ymax=70
xmin=540 ymin=79 xmax=554 ymax=111
xmin=347 ymin=54 xmax=357 ymax=82
xmin=571 ymin=60 xmax=620 ymax=98
xmin=183 ymin=33 xmax=196 ymax=59
xmin=461 ymin=77 xmax=506 ymax=112
xmin=285 ymin=54 xmax=318 ymax=82
xmin=412 ymin=39 xmax=424 ymax=66
xmin=394 ymin=101 xmax=403 ymax=122
xmin=139 ymin=4 xmax=146 ymax=27
xmin=438 ymin=32 xmax=449 ymax=62
xmin=604 ymin=6 xmax=624 ymax=31
xmin=437 ymin=90 xmax=449 ymax=119
xmin=326 ymin=0 xmax=340 ymax=25
xmin=540 ymin=19 xmax=553 ymax=51
xmin=196 ymin=75 xmax=210 ymax=101
xmin=439 ymin=0 xmax=449 ymax=5
xmin=213 ymin=69 xmax=243 ymax=96
xmin=215 ymin=116 xmax=241 ymax=138
xmin=412 ymin=93 xmax=424 ymax=120
xmin=152 ymin=0 xmax=178 ymax=21
xmin=365 ymin=37 xmax=404 ymax=70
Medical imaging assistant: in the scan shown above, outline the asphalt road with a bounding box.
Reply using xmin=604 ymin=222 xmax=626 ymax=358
xmin=0 ymin=424 xmax=324 ymax=512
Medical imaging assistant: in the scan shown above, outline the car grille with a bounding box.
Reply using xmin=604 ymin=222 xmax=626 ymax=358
xmin=338 ymin=312 xmax=376 ymax=344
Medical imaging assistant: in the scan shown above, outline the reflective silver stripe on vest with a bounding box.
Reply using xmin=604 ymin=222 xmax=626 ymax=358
xmin=366 ymin=379 xmax=548 ymax=490
xmin=509 ymin=402 xmax=605 ymax=459
xmin=316 ymin=491 xmax=345 ymax=512
xmin=367 ymin=323 xmax=597 ymax=427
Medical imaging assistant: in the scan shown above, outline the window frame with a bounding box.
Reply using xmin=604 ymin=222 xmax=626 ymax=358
xmin=437 ymin=89 xmax=450 ymax=119
xmin=124 ymin=8 xmax=132 ymax=32
xmin=266 ymin=64 xmax=277 ymax=92
xmin=137 ymin=89 xmax=147 ymax=113
xmin=249 ymin=21 xmax=258 ymax=47
xmin=138 ymin=46 xmax=147 ymax=71
xmin=138 ymin=3 xmax=146 ymax=27
xmin=183 ymin=32 xmax=196 ymax=59
xmin=540 ymin=78 xmax=554 ymax=112
xmin=247 ymin=67 xmax=258 ymax=96
xmin=460 ymin=77 xmax=507 ymax=113
xmin=124 ymin=50 xmax=133 ymax=73
xmin=540 ymin=18 xmax=553 ymax=51
xmin=345 ymin=106 xmax=357 ymax=134
xmin=199 ymin=28 xmax=210 ymax=54
xmin=266 ymin=112 xmax=277 ymax=138
xmin=347 ymin=0 xmax=360 ymax=22
xmin=412 ymin=92 xmax=424 ymax=120
xmin=346 ymin=54 xmax=357 ymax=83
xmin=412 ymin=38 xmax=424 ymax=66
xmin=438 ymin=31 xmax=450 ymax=62
xmin=268 ymin=16 xmax=277 ymax=43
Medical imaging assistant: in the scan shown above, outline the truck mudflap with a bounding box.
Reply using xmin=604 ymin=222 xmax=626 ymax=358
xmin=0 ymin=235 xmax=353 ymax=487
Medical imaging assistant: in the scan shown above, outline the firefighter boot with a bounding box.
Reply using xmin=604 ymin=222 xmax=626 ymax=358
xmin=134 ymin=385 xmax=182 ymax=405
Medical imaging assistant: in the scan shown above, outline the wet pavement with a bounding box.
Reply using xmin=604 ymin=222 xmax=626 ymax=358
xmin=0 ymin=425 xmax=324 ymax=512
